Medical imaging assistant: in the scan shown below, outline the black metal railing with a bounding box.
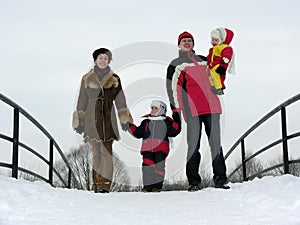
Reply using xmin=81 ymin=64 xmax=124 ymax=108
xmin=0 ymin=93 xmax=77 ymax=188
xmin=225 ymin=93 xmax=300 ymax=181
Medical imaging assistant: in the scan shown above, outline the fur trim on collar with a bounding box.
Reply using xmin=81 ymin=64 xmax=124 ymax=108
xmin=83 ymin=69 xmax=119 ymax=89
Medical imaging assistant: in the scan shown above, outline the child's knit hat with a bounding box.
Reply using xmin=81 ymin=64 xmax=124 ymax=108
xmin=150 ymin=100 xmax=167 ymax=116
xmin=211 ymin=28 xmax=226 ymax=45
xmin=211 ymin=28 xmax=234 ymax=45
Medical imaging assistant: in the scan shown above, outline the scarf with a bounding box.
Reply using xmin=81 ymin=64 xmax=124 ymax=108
xmin=94 ymin=65 xmax=111 ymax=81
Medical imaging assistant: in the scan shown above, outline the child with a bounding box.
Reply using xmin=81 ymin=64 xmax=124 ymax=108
xmin=123 ymin=100 xmax=181 ymax=192
xmin=207 ymin=27 xmax=235 ymax=95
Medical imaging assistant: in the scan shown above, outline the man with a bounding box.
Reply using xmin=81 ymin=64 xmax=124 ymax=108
xmin=166 ymin=31 xmax=229 ymax=191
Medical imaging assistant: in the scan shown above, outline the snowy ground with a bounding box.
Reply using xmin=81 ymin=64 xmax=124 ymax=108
xmin=0 ymin=175 xmax=300 ymax=225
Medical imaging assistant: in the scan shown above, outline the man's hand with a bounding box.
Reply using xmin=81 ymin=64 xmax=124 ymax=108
xmin=215 ymin=66 xmax=226 ymax=75
xmin=172 ymin=112 xmax=181 ymax=124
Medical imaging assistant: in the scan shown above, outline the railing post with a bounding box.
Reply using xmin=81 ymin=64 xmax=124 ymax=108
xmin=68 ymin=168 xmax=72 ymax=189
xmin=281 ymin=107 xmax=289 ymax=174
xmin=49 ymin=139 xmax=54 ymax=186
xmin=241 ymin=139 xmax=247 ymax=181
xmin=12 ymin=108 xmax=20 ymax=179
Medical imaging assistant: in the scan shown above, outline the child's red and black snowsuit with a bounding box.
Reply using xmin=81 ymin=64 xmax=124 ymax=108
xmin=128 ymin=115 xmax=181 ymax=191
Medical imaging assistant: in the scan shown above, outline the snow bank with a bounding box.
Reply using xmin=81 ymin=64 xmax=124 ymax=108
xmin=0 ymin=175 xmax=300 ymax=225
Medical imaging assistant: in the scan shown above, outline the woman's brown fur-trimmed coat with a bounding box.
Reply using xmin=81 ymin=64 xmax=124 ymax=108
xmin=72 ymin=68 xmax=133 ymax=142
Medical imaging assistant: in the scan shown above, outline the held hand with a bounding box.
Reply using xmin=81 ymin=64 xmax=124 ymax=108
xmin=171 ymin=111 xmax=182 ymax=133
xmin=121 ymin=122 xmax=130 ymax=131
xmin=172 ymin=112 xmax=181 ymax=124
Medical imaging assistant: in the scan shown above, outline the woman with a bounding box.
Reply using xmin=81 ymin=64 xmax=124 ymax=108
xmin=72 ymin=48 xmax=133 ymax=193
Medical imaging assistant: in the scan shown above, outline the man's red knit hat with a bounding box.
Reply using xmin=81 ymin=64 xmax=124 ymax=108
xmin=178 ymin=31 xmax=194 ymax=45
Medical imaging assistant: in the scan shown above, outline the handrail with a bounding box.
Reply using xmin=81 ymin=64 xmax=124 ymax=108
xmin=0 ymin=92 xmax=78 ymax=188
xmin=225 ymin=93 xmax=300 ymax=160
xmin=225 ymin=93 xmax=300 ymax=181
xmin=0 ymin=93 xmax=71 ymax=170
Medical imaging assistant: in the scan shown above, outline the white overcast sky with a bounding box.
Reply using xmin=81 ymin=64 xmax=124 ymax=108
xmin=1 ymin=0 xmax=300 ymax=180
